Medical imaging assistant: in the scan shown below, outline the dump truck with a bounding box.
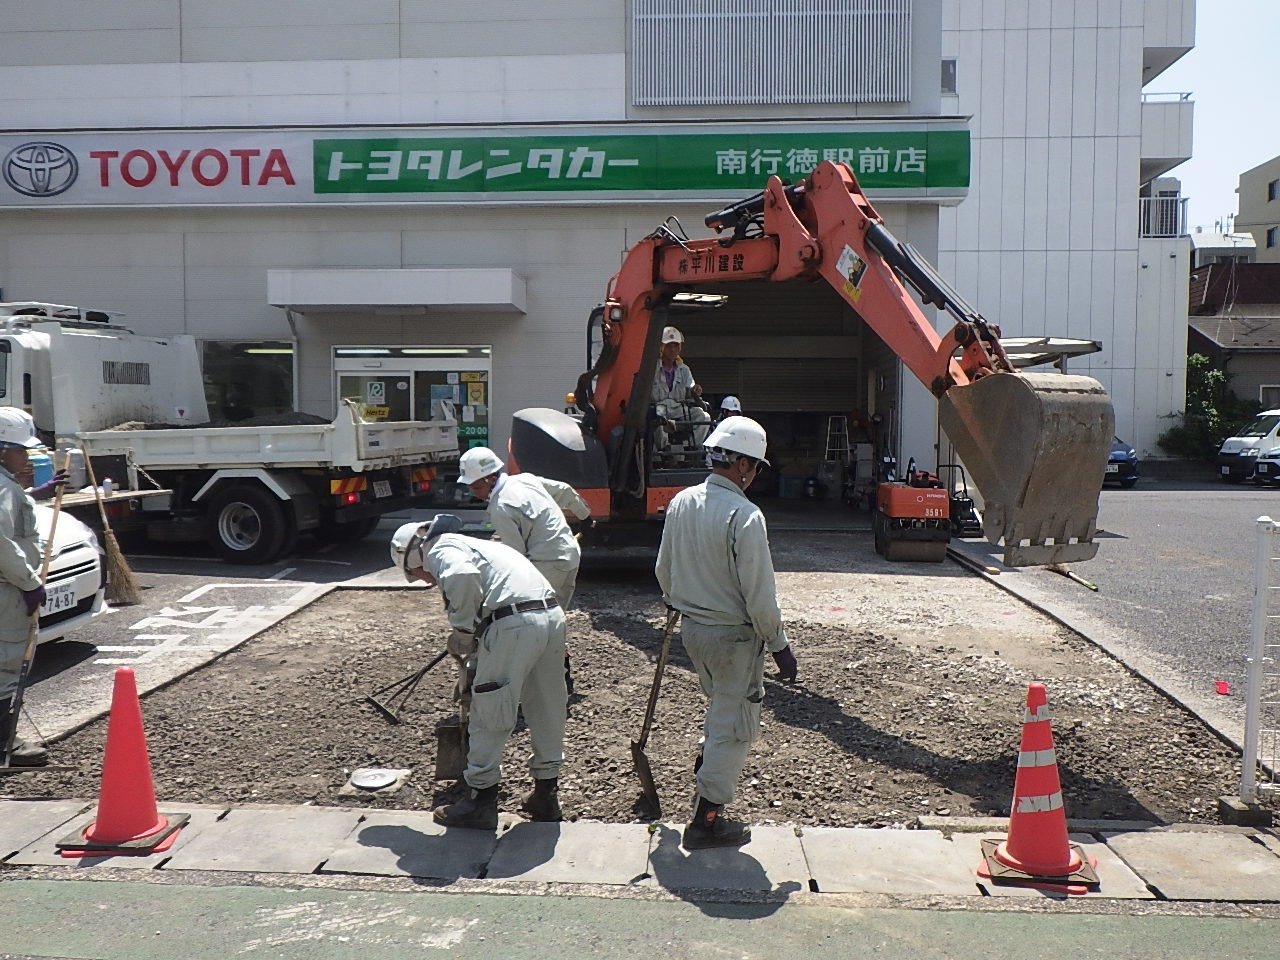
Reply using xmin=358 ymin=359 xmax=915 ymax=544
xmin=508 ymin=162 xmax=1114 ymax=567
xmin=0 ymin=302 xmax=459 ymax=564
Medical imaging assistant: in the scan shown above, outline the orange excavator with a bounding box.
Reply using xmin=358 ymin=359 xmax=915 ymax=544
xmin=509 ymin=161 xmax=1113 ymax=566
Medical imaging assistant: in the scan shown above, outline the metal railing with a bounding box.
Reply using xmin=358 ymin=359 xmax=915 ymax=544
xmin=1141 ymin=91 xmax=1194 ymax=102
xmin=1138 ymin=195 xmax=1188 ymax=238
xmin=1242 ymin=517 xmax=1280 ymax=804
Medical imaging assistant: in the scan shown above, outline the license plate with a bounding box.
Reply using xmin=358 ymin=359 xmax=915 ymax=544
xmin=373 ymin=480 xmax=392 ymax=498
xmin=1105 ymin=463 xmax=1119 ymax=474
xmin=41 ymin=581 xmax=76 ymax=615
xmin=1221 ymin=466 xmax=1230 ymax=475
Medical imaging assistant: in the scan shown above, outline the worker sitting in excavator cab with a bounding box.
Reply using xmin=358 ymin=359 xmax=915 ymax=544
xmin=651 ymin=325 xmax=711 ymax=462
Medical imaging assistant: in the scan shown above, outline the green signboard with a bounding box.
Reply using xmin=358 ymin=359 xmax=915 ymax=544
xmin=314 ymin=130 xmax=968 ymax=196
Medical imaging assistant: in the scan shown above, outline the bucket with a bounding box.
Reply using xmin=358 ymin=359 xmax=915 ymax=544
xmin=29 ymin=448 xmax=53 ymax=487
xmin=65 ymin=448 xmax=87 ymax=489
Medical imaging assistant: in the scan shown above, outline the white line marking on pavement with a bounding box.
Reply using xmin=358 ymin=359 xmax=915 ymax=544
xmin=268 ymin=567 xmax=296 ymax=580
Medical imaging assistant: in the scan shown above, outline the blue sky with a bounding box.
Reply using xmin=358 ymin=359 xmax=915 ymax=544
xmin=1157 ymin=1 xmax=1279 ymax=233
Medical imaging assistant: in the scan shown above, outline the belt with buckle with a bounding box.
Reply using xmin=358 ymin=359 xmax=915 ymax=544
xmin=476 ymin=597 xmax=559 ymax=636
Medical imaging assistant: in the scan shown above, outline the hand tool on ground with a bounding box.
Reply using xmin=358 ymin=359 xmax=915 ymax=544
xmin=630 ymin=606 xmax=680 ymax=818
xmin=365 ymin=648 xmax=450 ymax=724
xmin=2 ymin=463 xmax=64 ymax=772
xmin=1046 ymin=562 xmax=1098 ymax=591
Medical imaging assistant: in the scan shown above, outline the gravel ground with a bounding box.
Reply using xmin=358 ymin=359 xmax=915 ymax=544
xmin=4 ymin=533 xmax=1260 ymax=827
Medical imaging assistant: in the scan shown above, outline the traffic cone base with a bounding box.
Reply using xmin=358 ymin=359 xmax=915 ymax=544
xmin=53 ymin=666 xmax=187 ymax=858
xmin=977 ymin=837 xmax=1099 ymax=894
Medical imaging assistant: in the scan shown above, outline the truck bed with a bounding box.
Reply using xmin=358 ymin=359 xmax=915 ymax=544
xmin=78 ymin=402 xmax=458 ymax=472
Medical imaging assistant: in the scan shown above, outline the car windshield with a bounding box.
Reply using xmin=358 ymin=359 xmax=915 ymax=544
xmin=1238 ymin=415 xmax=1280 ymax=438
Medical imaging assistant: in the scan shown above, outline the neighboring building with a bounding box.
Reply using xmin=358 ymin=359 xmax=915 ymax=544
xmin=1238 ymin=155 xmax=1280 ymax=264
xmin=1190 ymin=230 xmax=1255 ymax=270
xmin=1188 ymin=263 xmax=1280 ymax=407
xmin=0 ymin=0 xmax=1193 ymax=482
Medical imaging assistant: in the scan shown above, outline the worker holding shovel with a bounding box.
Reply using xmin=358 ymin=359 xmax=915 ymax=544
xmin=0 ymin=408 xmax=57 ymax=767
xmin=656 ymin=416 xmax=797 ymax=850
xmin=390 ymin=513 xmax=568 ymax=829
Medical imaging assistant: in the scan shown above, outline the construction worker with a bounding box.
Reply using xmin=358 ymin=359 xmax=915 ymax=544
xmin=717 ymin=395 xmax=743 ymax=423
xmin=390 ymin=514 xmax=567 ymax=829
xmin=655 ymin=416 xmax=797 ymax=850
xmin=651 ymin=325 xmax=711 ymax=454
xmin=0 ymin=408 xmax=51 ymax=767
xmin=457 ymin=446 xmax=589 ymax=693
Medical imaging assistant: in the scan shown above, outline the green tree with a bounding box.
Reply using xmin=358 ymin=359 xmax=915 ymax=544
xmin=1157 ymin=353 xmax=1261 ymax=460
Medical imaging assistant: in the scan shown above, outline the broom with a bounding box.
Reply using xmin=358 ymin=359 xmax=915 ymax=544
xmin=81 ymin=450 xmax=141 ymax=606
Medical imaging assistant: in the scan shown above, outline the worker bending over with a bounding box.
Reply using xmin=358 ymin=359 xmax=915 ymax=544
xmin=655 ymin=416 xmax=797 ymax=849
xmin=457 ymin=446 xmax=589 ymax=692
xmin=0 ymin=409 xmax=52 ymax=767
xmin=391 ymin=514 xmax=567 ymax=828
xmin=651 ymin=325 xmax=711 ymax=453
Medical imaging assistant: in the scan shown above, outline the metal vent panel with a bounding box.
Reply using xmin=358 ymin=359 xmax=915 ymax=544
xmin=633 ymin=0 xmax=912 ymax=106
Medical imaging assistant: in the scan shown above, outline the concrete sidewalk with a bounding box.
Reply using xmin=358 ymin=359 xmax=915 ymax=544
xmin=1 ymin=798 xmax=1279 ymax=958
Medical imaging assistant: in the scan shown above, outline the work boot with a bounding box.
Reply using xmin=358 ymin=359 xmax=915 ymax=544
xmin=521 ymin=777 xmax=563 ymax=822
xmin=682 ymin=796 xmax=751 ymax=850
xmin=433 ymin=783 xmax=500 ymax=830
xmin=0 ymin=699 xmax=48 ymax=768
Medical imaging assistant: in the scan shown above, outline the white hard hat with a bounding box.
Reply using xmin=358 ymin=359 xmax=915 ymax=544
xmin=457 ymin=446 xmax=504 ymax=485
xmin=704 ymin=416 xmax=769 ymax=465
xmin=0 ymin=407 xmax=40 ymax=448
xmin=720 ymin=395 xmax=742 ymax=412
xmin=388 ymin=514 xmax=465 ymax=581
xmin=660 ymin=325 xmax=684 ymax=345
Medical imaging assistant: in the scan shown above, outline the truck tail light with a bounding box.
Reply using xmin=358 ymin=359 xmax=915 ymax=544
xmin=340 ymin=492 xmax=359 ymax=505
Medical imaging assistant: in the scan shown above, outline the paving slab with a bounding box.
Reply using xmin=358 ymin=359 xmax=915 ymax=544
xmin=7 ymin=803 xmax=228 ymax=869
xmin=951 ymin=832 xmax=1153 ymax=900
xmin=319 ymin=810 xmax=498 ymax=880
xmin=644 ymin=822 xmax=808 ymax=894
xmin=798 ymin=826 xmax=983 ymax=896
xmin=486 ymin=820 xmax=653 ymax=885
xmin=0 ymin=799 xmax=91 ymax=860
xmin=162 ymin=805 xmax=363 ymax=874
xmin=1104 ymin=829 xmax=1280 ymax=902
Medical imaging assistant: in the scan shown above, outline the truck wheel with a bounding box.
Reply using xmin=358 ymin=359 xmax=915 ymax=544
xmin=208 ymin=485 xmax=287 ymax=564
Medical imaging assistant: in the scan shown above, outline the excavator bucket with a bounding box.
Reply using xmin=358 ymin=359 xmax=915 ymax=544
xmin=938 ymin=371 xmax=1114 ymax=567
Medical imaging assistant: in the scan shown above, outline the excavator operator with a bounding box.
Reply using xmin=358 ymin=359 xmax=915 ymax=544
xmin=651 ymin=325 xmax=711 ymax=456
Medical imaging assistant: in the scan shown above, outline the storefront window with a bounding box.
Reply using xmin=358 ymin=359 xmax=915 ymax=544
xmin=201 ymin=341 xmax=295 ymax=421
xmin=333 ymin=346 xmax=489 ymax=434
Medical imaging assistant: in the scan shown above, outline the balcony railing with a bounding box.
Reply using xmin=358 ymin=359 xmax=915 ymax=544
xmin=1139 ymin=195 xmax=1187 ymax=238
xmin=1140 ymin=91 xmax=1193 ymax=103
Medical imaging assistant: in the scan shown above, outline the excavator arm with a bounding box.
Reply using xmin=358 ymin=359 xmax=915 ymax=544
xmin=519 ymin=161 xmax=1114 ymax=566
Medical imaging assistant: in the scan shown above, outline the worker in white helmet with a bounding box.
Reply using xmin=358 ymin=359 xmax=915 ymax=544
xmin=655 ymin=415 xmax=797 ymax=850
xmin=651 ymin=325 xmax=711 ymax=455
xmin=0 ymin=408 xmax=52 ymax=767
xmin=717 ymin=395 xmax=743 ymax=424
xmin=389 ymin=513 xmax=567 ymax=828
xmin=457 ymin=445 xmax=589 ymax=693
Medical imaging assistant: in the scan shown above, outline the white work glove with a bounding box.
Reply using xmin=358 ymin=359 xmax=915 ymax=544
xmin=447 ymin=629 xmax=477 ymax=657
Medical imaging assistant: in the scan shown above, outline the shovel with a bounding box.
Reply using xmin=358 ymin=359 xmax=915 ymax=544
xmin=365 ymin=648 xmax=450 ymax=724
xmin=630 ymin=607 xmax=680 ymax=817
xmin=435 ymin=655 xmax=473 ymax=781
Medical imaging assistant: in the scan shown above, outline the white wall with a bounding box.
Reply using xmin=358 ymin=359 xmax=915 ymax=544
xmin=940 ymin=0 xmax=1186 ymax=458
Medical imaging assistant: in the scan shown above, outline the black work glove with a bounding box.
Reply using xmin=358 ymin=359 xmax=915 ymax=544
xmin=30 ymin=471 xmax=69 ymax=501
xmin=21 ymin=585 xmax=46 ymax=616
xmin=772 ymin=644 xmax=798 ymax=682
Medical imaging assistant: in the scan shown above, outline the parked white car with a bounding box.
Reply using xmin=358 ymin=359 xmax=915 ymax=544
xmin=35 ymin=504 xmax=106 ymax=644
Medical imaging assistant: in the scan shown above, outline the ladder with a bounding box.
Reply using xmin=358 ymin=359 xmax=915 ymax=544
xmin=824 ymin=415 xmax=849 ymax=463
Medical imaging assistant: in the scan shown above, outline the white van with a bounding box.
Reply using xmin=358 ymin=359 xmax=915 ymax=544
xmin=1216 ymin=410 xmax=1280 ymax=483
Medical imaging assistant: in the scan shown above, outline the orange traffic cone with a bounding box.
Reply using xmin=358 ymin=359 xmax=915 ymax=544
xmin=977 ymin=682 xmax=1099 ymax=892
xmin=56 ymin=667 xmax=189 ymax=857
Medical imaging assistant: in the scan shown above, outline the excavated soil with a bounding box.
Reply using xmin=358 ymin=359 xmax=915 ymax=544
xmin=6 ymin=534 xmax=1255 ymax=827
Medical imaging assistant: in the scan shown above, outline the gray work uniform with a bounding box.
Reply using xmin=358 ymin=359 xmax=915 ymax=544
xmin=424 ymin=534 xmax=567 ymax=790
xmin=488 ymin=472 xmax=589 ymax=608
xmin=655 ymin=473 xmax=788 ymax=806
xmin=651 ymin=360 xmax=710 ymax=449
xmin=0 ymin=467 xmax=42 ymax=699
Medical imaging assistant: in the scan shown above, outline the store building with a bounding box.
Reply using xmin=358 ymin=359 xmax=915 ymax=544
xmin=0 ymin=0 xmax=1193 ymax=497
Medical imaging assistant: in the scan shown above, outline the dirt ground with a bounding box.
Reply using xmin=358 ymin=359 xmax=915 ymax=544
xmin=5 ymin=532 xmax=1256 ymax=827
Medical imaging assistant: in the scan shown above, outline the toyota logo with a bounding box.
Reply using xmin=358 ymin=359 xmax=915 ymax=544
xmin=3 ymin=141 xmax=78 ymax=197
